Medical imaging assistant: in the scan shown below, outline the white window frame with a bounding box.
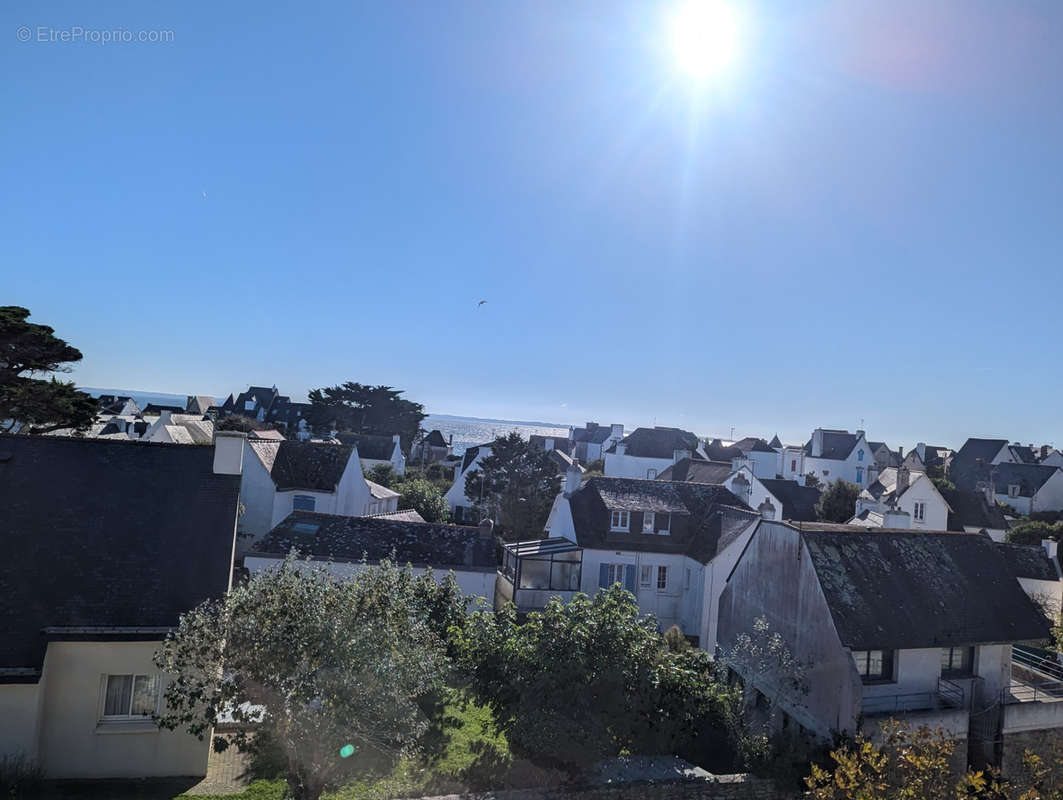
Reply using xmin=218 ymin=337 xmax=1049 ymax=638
xmin=639 ymin=564 xmax=652 ymax=588
xmin=656 ymin=565 xmax=668 ymax=591
xmin=100 ymin=673 xmax=160 ymax=721
xmin=606 ymin=563 xmax=625 ymax=585
xmin=642 ymin=511 xmax=656 ymax=534
xmin=646 ymin=468 xmax=657 ymax=480
xmin=610 ymin=510 xmax=630 ymax=532
xmin=913 ymin=501 xmax=926 ymax=522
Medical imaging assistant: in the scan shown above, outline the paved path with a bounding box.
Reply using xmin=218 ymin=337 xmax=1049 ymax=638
xmin=183 ymin=734 xmax=252 ymax=796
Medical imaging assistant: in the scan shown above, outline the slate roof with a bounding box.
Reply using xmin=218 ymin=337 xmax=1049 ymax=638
xmin=143 ymin=403 xmax=185 ymax=415
xmin=186 ymin=395 xmax=218 ymax=415
xmin=425 ymin=430 xmax=449 ymax=448
xmin=572 ymin=423 xmax=616 ymax=445
xmin=797 ymin=526 xmax=1051 ymax=649
xmin=530 ymin=434 xmax=573 ymax=455
xmin=704 ymin=440 xmax=744 ymax=461
xmin=163 ymin=425 xmax=195 ymax=445
xmin=249 ymin=441 xmax=355 ymax=491
xmin=168 ymin=414 xmax=214 ymax=445
xmin=803 ymin=430 xmax=860 ymax=460
xmin=939 ymin=488 xmax=1008 ymax=531
xmin=460 ymin=444 xmax=491 ymax=474
xmin=607 ymin=427 xmax=704 ymax=460
xmin=733 ymin=437 xmax=776 ymax=454
xmin=949 ymin=438 xmax=1009 ymax=489
xmin=567 ymin=477 xmax=750 ymax=562
xmin=97 ymin=395 xmax=141 ymax=416
xmin=995 ymin=543 xmax=1060 ymax=581
xmin=248 ymin=429 xmax=286 ymax=440
xmin=759 ymin=479 xmax=820 ymax=522
xmin=0 ymin=436 xmax=240 ymax=674
xmin=1009 ymin=445 xmax=1039 ymax=464
xmin=366 ymin=509 xmax=426 ymax=523
xmin=657 ymin=458 xmax=734 ymax=484
xmin=992 ymin=463 xmax=1060 ymax=497
xmin=768 ymin=435 xmax=782 ymax=449
xmin=249 ymin=512 xmax=496 ymax=570
xmin=337 ymin=433 xmax=397 ymax=461
xmin=366 ymin=480 xmax=400 ymax=500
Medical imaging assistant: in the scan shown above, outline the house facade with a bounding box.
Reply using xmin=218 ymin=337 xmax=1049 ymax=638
xmin=604 ymin=427 xmax=707 ymax=480
xmin=444 ymin=443 xmax=492 ymax=524
xmin=338 ymin=432 xmax=406 ymax=476
xmin=802 ymin=428 xmax=876 ymax=488
xmin=853 ymin=467 xmax=950 ymax=531
xmin=717 ymin=523 xmax=1062 ymax=772
xmin=503 ymin=471 xmax=758 ymax=650
xmin=731 ymin=437 xmax=780 ymax=479
xmin=569 ymin=422 xmax=624 ymax=463
xmin=238 ymin=439 xmax=371 ymax=556
xmin=0 ymin=433 xmax=243 ymax=780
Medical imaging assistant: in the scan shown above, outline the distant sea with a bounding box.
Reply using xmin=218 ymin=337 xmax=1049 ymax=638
xmin=79 ymin=388 xmax=570 ymax=456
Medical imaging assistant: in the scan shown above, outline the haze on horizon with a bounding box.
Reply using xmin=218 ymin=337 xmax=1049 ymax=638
xmin=5 ymin=0 xmax=1063 ymax=451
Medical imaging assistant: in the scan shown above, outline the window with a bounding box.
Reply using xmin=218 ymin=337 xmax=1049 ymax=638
xmin=1008 ymin=484 xmax=1020 ymax=498
xmin=822 ymin=470 xmax=829 ymax=476
xmin=684 ymin=567 xmax=691 ymax=590
xmin=642 ymin=511 xmax=656 ymax=533
xmin=851 ymin=650 xmax=894 ymax=683
xmin=293 ymin=494 xmax=316 ymax=511
xmin=606 ymin=563 xmax=625 ymax=585
xmin=791 ymin=459 xmax=797 ymax=472
xmin=610 ymin=510 xmax=630 ymax=531
xmin=244 ymin=400 xmax=255 ymax=411
xmin=913 ymin=502 xmax=926 ymax=522
xmin=657 ymin=565 xmax=668 ymax=590
xmin=857 ymin=449 xmax=864 ymax=462
xmin=103 ymin=674 xmax=159 ymax=718
xmin=855 ymin=467 xmax=863 ymax=484
xmin=646 ymin=468 xmax=657 ymax=480
xmin=599 ymin=563 xmax=634 ymax=591
xmin=941 ymin=647 xmax=973 ymax=676
xmin=640 ymin=565 xmax=652 ymax=587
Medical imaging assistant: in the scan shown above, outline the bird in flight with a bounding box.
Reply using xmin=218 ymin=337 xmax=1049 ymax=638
xmin=477 ymin=300 xmax=487 ymax=307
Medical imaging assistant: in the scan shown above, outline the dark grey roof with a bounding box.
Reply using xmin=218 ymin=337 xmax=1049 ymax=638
xmin=607 ymin=427 xmax=703 ymax=460
xmin=733 ymin=437 xmax=776 ymax=454
xmin=798 ymin=526 xmax=1051 ymax=649
xmin=249 ymin=440 xmax=355 ymax=491
xmin=460 ymin=444 xmax=491 ymax=473
xmin=768 ymin=435 xmax=782 ymax=449
xmin=1010 ymin=445 xmax=1039 ymax=464
xmin=250 ymin=512 xmax=496 ymax=570
xmin=143 ymin=403 xmax=185 ymax=415
xmin=337 ymin=433 xmax=397 ymax=461
xmin=0 ymin=436 xmax=240 ymax=674
xmin=759 ymin=479 xmax=820 ymax=522
xmin=186 ymin=395 xmax=218 ymax=415
xmin=530 ymin=434 xmax=573 ymax=455
xmin=939 ymin=488 xmax=1007 ymax=531
xmin=995 ymin=543 xmax=1059 ymax=581
xmin=992 ymin=463 xmax=1060 ymax=497
xmin=425 ymin=430 xmax=449 ymax=447
xmin=572 ymin=423 xmax=615 ymax=445
xmin=803 ymin=430 xmax=860 ymax=460
xmin=97 ymin=395 xmax=141 ymax=416
xmin=657 ymin=458 xmax=734 ymax=484
xmin=704 ymin=439 xmax=744 ymax=461
xmin=949 ymin=438 xmax=1010 ymax=489
xmin=568 ymin=477 xmax=749 ymax=562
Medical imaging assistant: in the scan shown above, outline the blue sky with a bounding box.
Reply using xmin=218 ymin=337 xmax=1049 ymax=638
xmin=4 ymin=0 xmax=1063 ymax=449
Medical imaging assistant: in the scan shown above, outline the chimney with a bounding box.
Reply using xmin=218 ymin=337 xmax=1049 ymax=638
xmin=1042 ymin=539 xmax=1059 ymax=562
xmin=811 ymin=428 xmax=824 ymax=458
xmin=883 ymin=509 xmax=911 ymax=529
xmin=673 ymin=449 xmax=691 ymax=464
xmin=616 ymin=443 xmax=627 ymax=456
xmin=478 ymin=518 xmax=495 ymax=541
xmin=159 ymin=410 xmax=173 ymax=426
xmin=896 ymin=465 xmax=910 ymax=494
xmin=982 ymin=482 xmax=995 ymax=507
xmin=856 ymin=429 xmax=865 ymax=439
xmin=610 ymin=423 xmax=624 ymax=438
xmin=392 ymin=433 xmax=401 ymax=445
xmin=545 ymin=438 xmax=554 ymax=451
xmin=897 ymin=446 xmax=904 ymax=459
xmin=213 ymin=431 xmax=246 ymax=475
xmin=564 ymin=462 xmax=582 ymax=496
xmin=916 ymin=442 xmax=926 ymax=461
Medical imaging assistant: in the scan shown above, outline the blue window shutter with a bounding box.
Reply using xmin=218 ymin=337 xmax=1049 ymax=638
xmin=599 ymin=563 xmax=610 ymax=588
xmin=624 ymin=565 xmax=636 ymax=593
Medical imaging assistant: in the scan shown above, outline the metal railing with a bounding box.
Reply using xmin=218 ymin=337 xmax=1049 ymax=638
xmin=938 ymin=677 xmax=966 ymax=708
xmin=1003 ymin=681 xmax=1063 ymax=704
xmin=1013 ymin=645 xmax=1063 ymax=681
xmin=864 ymin=680 xmax=965 ymax=716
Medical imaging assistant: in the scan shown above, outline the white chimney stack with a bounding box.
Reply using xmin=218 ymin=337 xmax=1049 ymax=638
xmin=1043 ymin=539 xmax=1059 ymax=561
xmin=883 ymin=509 xmax=911 ymax=529
xmin=213 ymin=431 xmax=246 ymax=475
xmin=564 ymin=461 xmax=582 ymax=496
xmin=811 ymin=428 xmax=824 ymax=458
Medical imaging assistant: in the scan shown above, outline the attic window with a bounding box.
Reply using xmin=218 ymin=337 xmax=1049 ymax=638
xmin=610 ymin=510 xmax=630 ymax=532
xmin=1008 ymin=485 xmax=1020 ymax=498
xmin=291 ymin=522 xmax=319 ymax=534
xmin=293 ymin=495 xmax=316 ymax=512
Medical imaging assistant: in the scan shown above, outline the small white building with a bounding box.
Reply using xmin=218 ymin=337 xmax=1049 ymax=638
xmin=604 ymin=427 xmax=708 ymax=480
xmin=730 ymin=437 xmax=781 ymax=479
xmin=245 ymin=513 xmax=498 ymax=602
xmin=238 ymin=439 xmax=371 ymax=556
xmin=802 ymin=428 xmax=876 ymax=488
xmin=569 ymin=422 xmax=624 ymax=464
xmin=852 ymin=466 xmax=949 ymax=531
xmin=444 ymin=443 xmax=492 ymax=524
xmin=337 ymin=433 xmax=406 ymax=477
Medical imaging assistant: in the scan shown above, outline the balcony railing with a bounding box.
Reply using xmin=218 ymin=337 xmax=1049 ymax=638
xmin=863 ymin=678 xmax=966 ymax=715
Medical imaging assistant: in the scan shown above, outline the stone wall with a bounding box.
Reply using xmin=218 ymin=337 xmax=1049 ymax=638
xmin=1001 ymin=727 xmax=1063 ymax=778
xmin=414 ymin=774 xmax=794 ymax=800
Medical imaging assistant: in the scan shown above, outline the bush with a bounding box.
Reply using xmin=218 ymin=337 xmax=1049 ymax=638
xmin=1006 ymin=520 xmax=1063 ymax=545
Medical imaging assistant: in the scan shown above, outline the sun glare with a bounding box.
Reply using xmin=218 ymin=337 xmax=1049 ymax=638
xmin=667 ymin=0 xmax=743 ymax=84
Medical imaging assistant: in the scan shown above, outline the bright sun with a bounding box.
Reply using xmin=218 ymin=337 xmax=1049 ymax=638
xmin=667 ymin=0 xmax=743 ymax=83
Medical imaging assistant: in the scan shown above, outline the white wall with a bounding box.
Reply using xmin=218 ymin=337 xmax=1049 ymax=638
xmin=699 ymin=518 xmax=760 ymax=652
xmin=0 ymin=683 xmax=42 ymax=762
xmin=781 ymin=448 xmax=804 ymax=482
xmin=444 ymin=446 xmax=491 ymax=511
xmin=805 ymin=435 xmax=875 ymax=488
xmin=245 ymin=556 xmax=496 ymax=604
xmin=579 ymin=547 xmax=692 ymax=632
xmin=35 ymin=641 xmax=209 ymax=779
xmin=722 ymin=468 xmax=781 ymax=519
xmin=1033 ymin=469 xmax=1063 ymax=512
xmin=899 ymin=474 xmax=949 ymax=531
xmin=603 ymin=453 xmax=674 ymax=479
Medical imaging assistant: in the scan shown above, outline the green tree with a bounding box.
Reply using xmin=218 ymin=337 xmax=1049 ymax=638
xmin=464 ymin=432 xmax=561 ymax=540
xmin=367 ymin=462 xmax=397 ymax=488
xmin=816 ymin=479 xmax=860 ymax=523
xmin=0 ymin=306 xmax=96 ymax=435
xmin=216 ymin=415 xmax=275 ymax=434
xmin=307 ymin=383 xmax=425 ymax=450
xmin=456 ymin=586 xmax=734 ymax=771
xmin=394 ymin=477 xmax=450 ymax=523
xmin=804 ymin=472 xmax=823 ymax=491
xmin=155 ymin=556 xmax=457 ymax=800
xmin=1006 ymin=520 xmax=1063 ymax=546
xmin=926 ymin=464 xmax=954 ymax=492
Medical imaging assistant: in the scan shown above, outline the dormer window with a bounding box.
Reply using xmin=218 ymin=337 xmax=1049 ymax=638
xmin=643 ymin=511 xmax=655 ymax=533
xmin=857 ymin=450 xmax=864 ymax=462
xmin=293 ymin=495 xmax=316 ymax=511
xmin=1008 ymin=485 xmax=1020 ymax=498
xmin=610 ymin=510 xmax=630 ymax=531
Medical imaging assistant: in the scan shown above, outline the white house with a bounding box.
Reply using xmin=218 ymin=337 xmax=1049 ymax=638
xmin=238 ymin=439 xmax=371 ymax=556
xmin=717 ymin=523 xmax=1062 ymax=773
xmin=336 ymin=433 xmax=406 ymax=476
xmin=142 ymin=411 xmax=214 ymax=445
xmin=364 ymin=480 xmax=400 ymax=516
xmin=444 ymin=443 xmax=492 ymax=524
xmin=852 ymin=466 xmax=950 ymax=531
xmin=989 ymin=464 xmax=1063 ymax=515
xmin=0 ymin=433 xmax=243 ymax=780
xmin=720 ymin=467 xmax=820 ymax=522
xmin=730 ymin=437 xmax=781 ymax=479
xmin=604 ymin=427 xmax=708 ymax=480
xmin=938 ymin=487 xmax=1009 ymax=541
xmin=802 ymin=428 xmax=876 ymax=488
xmin=569 ymin=422 xmax=624 ymax=463
xmin=245 ymin=513 xmax=498 ymax=603
xmin=503 ymin=470 xmax=759 ymax=651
